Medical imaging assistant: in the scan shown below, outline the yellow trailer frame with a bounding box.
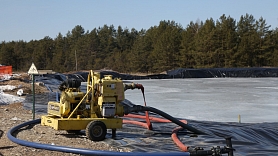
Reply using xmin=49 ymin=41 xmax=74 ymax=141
xmin=41 ymin=115 xmax=122 ymax=130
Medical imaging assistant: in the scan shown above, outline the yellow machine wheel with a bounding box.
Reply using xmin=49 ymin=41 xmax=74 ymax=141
xmin=86 ymin=121 xmax=107 ymax=141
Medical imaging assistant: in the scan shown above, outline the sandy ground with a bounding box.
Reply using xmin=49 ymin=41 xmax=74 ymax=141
xmin=0 ymin=73 xmax=130 ymax=156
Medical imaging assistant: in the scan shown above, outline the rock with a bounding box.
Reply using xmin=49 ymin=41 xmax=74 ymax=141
xmin=35 ymin=82 xmax=44 ymax=86
xmin=11 ymin=117 xmax=21 ymax=120
xmin=17 ymin=89 xmax=24 ymax=96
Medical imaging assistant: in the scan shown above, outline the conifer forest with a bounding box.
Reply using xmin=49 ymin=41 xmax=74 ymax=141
xmin=1 ymin=14 xmax=278 ymax=73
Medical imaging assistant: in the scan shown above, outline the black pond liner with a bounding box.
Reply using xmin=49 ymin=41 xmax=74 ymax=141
xmin=22 ymin=67 xmax=278 ymax=155
xmin=23 ymin=93 xmax=278 ymax=156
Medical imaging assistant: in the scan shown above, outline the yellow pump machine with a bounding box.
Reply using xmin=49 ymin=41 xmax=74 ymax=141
xmin=41 ymin=70 xmax=141 ymax=141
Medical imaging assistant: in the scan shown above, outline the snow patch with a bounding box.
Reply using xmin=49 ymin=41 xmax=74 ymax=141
xmin=0 ymin=85 xmax=17 ymax=91
xmin=0 ymin=85 xmax=25 ymax=105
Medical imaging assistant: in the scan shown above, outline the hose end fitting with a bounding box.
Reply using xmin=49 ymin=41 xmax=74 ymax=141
xmin=123 ymin=105 xmax=144 ymax=115
xmin=124 ymin=83 xmax=143 ymax=91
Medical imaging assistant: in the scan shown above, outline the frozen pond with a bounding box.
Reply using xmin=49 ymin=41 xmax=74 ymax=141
xmin=125 ymin=78 xmax=278 ymax=123
xmin=22 ymin=77 xmax=278 ymax=155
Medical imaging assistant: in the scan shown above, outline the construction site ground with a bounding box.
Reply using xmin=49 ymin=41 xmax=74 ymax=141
xmin=0 ymin=73 xmax=130 ymax=156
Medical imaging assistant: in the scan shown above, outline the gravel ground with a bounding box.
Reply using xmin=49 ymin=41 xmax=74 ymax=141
xmin=0 ymin=73 xmax=131 ymax=156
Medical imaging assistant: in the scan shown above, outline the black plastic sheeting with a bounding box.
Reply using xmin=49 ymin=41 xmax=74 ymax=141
xmin=22 ymin=68 xmax=278 ymax=155
xmin=114 ymin=117 xmax=278 ymax=156
xmin=190 ymin=121 xmax=278 ymax=156
xmin=23 ymin=95 xmax=278 ymax=156
xmin=166 ymin=67 xmax=278 ymax=78
xmin=33 ymin=67 xmax=278 ymax=83
xmin=67 ymin=67 xmax=278 ymax=80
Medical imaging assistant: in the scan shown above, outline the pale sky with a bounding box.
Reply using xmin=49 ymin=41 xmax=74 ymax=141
xmin=1 ymin=0 xmax=277 ymax=42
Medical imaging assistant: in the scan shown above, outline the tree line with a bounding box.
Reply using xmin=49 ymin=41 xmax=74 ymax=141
xmin=1 ymin=14 xmax=278 ymax=74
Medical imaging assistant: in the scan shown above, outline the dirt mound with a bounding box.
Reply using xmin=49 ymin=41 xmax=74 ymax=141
xmin=0 ymin=73 xmax=49 ymax=97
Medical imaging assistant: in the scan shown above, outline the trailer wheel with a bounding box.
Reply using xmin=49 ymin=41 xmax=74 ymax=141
xmin=86 ymin=121 xmax=107 ymax=141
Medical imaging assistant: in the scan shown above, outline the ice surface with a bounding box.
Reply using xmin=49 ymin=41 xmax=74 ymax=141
xmin=125 ymin=78 xmax=278 ymax=123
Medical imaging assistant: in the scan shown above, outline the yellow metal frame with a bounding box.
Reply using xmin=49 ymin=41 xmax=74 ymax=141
xmin=41 ymin=115 xmax=122 ymax=130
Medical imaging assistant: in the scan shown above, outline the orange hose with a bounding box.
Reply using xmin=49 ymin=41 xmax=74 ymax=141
xmin=123 ymin=120 xmax=150 ymax=129
xmin=136 ymin=84 xmax=152 ymax=130
xmin=125 ymin=114 xmax=187 ymax=124
xmin=125 ymin=114 xmax=170 ymax=122
xmin=124 ymin=84 xmax=189 ymax=151
xmin=171 ymin=120 xmax=189 ymax=152
xmin=124 ymin=114 xmax=189 ymax=152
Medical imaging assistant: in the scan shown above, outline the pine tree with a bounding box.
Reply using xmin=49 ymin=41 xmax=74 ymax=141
xmin=148 ymin=20 xmax=182 ymax=72
xmin=215 ymin=14 xmax=238 ymax=67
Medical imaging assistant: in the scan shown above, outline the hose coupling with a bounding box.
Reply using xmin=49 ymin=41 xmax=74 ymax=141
xmin=124 ymin=83 xmax=143 ymax=91
xmin=123 ymin=105 xmax=145 ymax=115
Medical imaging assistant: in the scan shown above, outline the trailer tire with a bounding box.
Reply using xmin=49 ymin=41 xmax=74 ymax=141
xmin=86 ymin=121 xmax=107 ymax=141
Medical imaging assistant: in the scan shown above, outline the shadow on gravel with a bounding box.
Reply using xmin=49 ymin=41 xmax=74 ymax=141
xmin=0 ymin=130 xmax=3 ymax=156
xmin=59 ymin=131 xmax=87 ymax=139
xmin=0 ymin=130 xmax=3 ymax=138
xmin=11 ymin=124 xmax=36 ymax=137
xmin=0 ymin=146 xmax=16 ymax=150
xmin=59 ymin=133 xmax=86 ymax=139
xmin=0 ymin=130 xmax=16 ymax=156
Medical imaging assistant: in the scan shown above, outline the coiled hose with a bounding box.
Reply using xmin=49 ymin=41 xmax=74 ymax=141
xmin=7 ymin=119 xmax=190 ymax=156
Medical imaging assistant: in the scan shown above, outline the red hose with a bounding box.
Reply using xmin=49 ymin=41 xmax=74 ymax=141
xmin=171 ymin=120 xmax=189 ymax=152
xmin=136 ymin=84 xmax=152 ymax=130
xmin=123 ymin=120 xmax=151 ymax=129
xmin=125 ymin=114 xmax=170 ymax=122
xmin=124 ymin=114 xmax=189 ymax=152
xmin=125 ymin=114 xmax=187 ymax=124
xmin=124 ymin=83 xmax=189 ymax=152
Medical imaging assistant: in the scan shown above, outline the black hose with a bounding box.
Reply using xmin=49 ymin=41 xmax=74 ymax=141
xmin=125 ymin=105 xmax=206 ymax=135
